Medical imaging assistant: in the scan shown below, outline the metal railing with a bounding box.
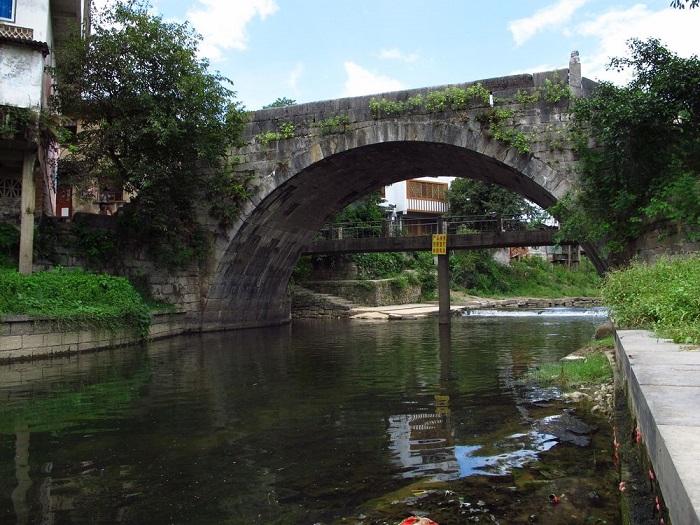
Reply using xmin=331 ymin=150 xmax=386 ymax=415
xmin=316 ymin=215 xmax=556 ymax=241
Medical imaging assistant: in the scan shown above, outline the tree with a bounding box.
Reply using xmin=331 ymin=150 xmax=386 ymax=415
xmin=53 ymin=1 xmax=247 ymax=267
xmin=262 ymin=97 xmax=297 ymax=109
xmin=554 ymin=38 xmax=700 ymax=256
xmin=671 ymin=0 xmax=698 ymax=8
xmin=447 ymin=178 xmax=545 ymax=220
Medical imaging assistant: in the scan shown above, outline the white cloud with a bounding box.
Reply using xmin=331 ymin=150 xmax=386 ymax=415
xmin=186 ymin=0 xmax=279 ymax=61
xmin=377 ymin=48 xmax=420 ymax=63
xmin=576 ymin=4 xmax=700 ymax=83
xmin=509 ymin=0 xmax=588 ymax=46
xmin=286 ymin=62 xmax=304 ymax=95
xmin=342 ymin=61 xmax=404 ymax=97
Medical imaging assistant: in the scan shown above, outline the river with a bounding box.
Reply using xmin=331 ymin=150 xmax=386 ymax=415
xmin=0 ymin=309 xmax=618 ymax=524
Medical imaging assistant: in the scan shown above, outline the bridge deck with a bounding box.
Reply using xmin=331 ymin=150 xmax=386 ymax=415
xmin=303 ymin=230 xmax=571 ymax=255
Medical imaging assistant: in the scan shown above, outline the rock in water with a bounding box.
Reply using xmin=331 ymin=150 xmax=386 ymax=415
xmin=594 ymin=321 xmax=614 ymax=340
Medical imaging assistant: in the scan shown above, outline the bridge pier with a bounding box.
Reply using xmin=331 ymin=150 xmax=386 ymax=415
xmin=438 ymin=252 xmax=450 ymax=325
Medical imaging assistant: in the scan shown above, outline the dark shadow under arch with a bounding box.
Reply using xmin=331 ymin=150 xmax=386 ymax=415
xmin=202 ymin=141 xmax=599 ymax=331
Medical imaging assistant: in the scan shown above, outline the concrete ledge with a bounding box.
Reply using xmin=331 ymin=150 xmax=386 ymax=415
xmin=615 ymin=330 xmax=700 ymax=525
xmin=0 ymin=311 xmax=192 ymax=363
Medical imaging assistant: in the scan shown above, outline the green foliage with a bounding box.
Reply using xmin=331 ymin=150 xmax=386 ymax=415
xmin=0 ymin=268 xmax=151 ymax=336
xmin=368 ymin=98 xmax=405 ymax=118
xmin=555 ymin=39 xmax=700 ymax=254
xmin=72 ymin=223 xmax=119 ymax=267
xmin=0 ymin=222 xmax=19 ymax=269
xmin=318 ymin=115 xmax=350 ymax=135
xmin=0 ymin=106 xmax=35 ymax=139
xmin=515 ymin=89 xmax=540 ymax=105
xmin=482 ymin=108 xmax=531 ymax=154
xmin=262 ymin=97 xmax=297 ymax=108
xmin=451 ymin=252 xmax=601 ymax=297
xmin=529 ymin=352 xmax=612 ymax=388
xmin=353 ymin=253 xmax=406 ymax=279
xmin=542 ymin=78 xmax=571 ymax=103
xmin=447 ymin=178 xmax=546 ymax=219
xmin=255 ymin=121 xmax=296 ymax=144
xmin=330 ymin=191 xmax=385 ymax=225
xmin=52 ymin=0 xmax=247 ymax=267
xmin=369 ymin=83 xmax=490 ymax=118
xmin=602 ymin=256 xmax=700 ymax=344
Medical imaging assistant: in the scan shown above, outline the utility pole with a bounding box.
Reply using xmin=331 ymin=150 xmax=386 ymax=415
xmin=18 ymin=152 xmax=37 ymax=275
xmin=434 ymin=218 xmax=450 ymax=325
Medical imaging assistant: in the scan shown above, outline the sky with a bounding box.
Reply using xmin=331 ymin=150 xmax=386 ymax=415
xmin=94 ymin=0 xmax=700 ymax=110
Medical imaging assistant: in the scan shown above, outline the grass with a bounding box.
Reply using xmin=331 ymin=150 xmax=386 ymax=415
xmin=529 ymin=352 xmax=612 ymax=388
xmin=602 ymin=255 xmax=700 ymax=344
xmin=452 ymin=253 xmax=601 ymax=298
xmin=0 ymin=267 xmax=151 ymax=336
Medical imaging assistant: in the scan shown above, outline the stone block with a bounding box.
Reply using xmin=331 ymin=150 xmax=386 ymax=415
xmin=44 ymin=333 xmax=63 ymax=347
xmin=0 ymin=335 xmax=23 ymax=352
xmin=61 ymin=332 xmax=79 ymax=345
xmin=22 ymin=333 xmax=45 ymax=348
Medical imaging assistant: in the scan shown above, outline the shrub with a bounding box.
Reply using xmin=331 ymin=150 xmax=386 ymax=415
xmin=602 ymin=256 xmax=700 ymax=344
xmin=0 ymin=268 xmax=151 ymax=336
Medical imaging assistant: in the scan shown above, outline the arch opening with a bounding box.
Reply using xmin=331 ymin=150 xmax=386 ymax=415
xmin=203 ymin=140 xmax=589 ymax=331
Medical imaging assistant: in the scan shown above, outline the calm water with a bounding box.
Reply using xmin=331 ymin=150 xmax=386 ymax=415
xmin=0 ymin=313 xmax=618 ymax=524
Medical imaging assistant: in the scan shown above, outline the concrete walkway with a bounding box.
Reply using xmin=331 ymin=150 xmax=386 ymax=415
xmin=616 ymin=330 xmax=700 ymax=525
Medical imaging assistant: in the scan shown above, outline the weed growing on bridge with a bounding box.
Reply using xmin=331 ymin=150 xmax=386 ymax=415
xmin=514 ymin=89 xmax=541 ymax=105
xmin=318 ymin=115 xmax=350 ymax=135
xmin=480 ymin=108 xmax=531 ymax=154
xmin=368 ymin=83 xmax=490 ymax=118
xmin=542 ymin=78 xmax=572 ymax=103
xmin=256 ymin=121 xmax=296 ymax=145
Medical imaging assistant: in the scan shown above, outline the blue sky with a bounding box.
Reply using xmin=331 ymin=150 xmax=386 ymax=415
xmin=98 ymin=0 xmax=700 ymax=110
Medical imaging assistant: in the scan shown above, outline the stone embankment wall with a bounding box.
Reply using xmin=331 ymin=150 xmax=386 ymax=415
xmin=290 ymin=286 xmax=354 ymax=319
xmin=0 ymin=311 xmax=190 ymax=363
xmin=302 ymin=278 xmax=421 ymax=307
xmin=36 ymin=216 xmax=206 ymax=317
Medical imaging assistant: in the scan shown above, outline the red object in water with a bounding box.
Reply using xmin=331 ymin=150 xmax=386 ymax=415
xmin=398 ymin=518 xmax=440 ymax=525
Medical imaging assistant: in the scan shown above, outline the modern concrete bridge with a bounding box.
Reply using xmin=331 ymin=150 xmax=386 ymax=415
xmin=199 ymin=53 xmax=598 ymax=331
xmin=303 ymin=216 xmax=572 ymax=255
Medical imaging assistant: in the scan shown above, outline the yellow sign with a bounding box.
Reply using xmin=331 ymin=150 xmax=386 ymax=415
xmin=432 ymin=234 xmax=447 ymax=255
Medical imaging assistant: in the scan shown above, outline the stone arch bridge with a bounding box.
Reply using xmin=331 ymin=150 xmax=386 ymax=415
xmin=199 ymin=56 xmax=598 ymax=332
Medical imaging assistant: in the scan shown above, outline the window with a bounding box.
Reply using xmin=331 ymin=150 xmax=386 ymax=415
xmin=0 ymin=0 xmax=14 ymax=22
xmin=406 ymin=180 xmax=448 ymax=201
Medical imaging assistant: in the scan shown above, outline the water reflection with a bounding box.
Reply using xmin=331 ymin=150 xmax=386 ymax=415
xmin=0 ymin=314 xmax=606 ymax=524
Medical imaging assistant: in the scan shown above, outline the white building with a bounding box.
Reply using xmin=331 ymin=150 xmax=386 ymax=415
xmin=0 ymin=0 xmax=89 ymax=273
xmin=383 ymin=176 xmax=453 ymax=217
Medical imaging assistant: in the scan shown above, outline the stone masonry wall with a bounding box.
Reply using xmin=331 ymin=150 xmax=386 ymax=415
xmin=0 ymin=311 xmax=190 ymax=363
xmin=303 ymin=278 xmax=421 ymax=307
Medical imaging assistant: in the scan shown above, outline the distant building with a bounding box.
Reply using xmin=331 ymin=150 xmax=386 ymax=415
xmin=382 ymin=177 xmax=452 ymax=235
xmin=0 ymin=0 xmax=90 ymax=272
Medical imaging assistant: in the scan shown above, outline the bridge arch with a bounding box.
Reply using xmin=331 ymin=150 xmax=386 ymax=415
xmin=201 ymin=113 xmax=585 ymax=331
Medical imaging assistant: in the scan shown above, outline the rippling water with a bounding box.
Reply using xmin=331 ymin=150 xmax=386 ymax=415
xmin=0 ymin=313 xmax=616 ymax=524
